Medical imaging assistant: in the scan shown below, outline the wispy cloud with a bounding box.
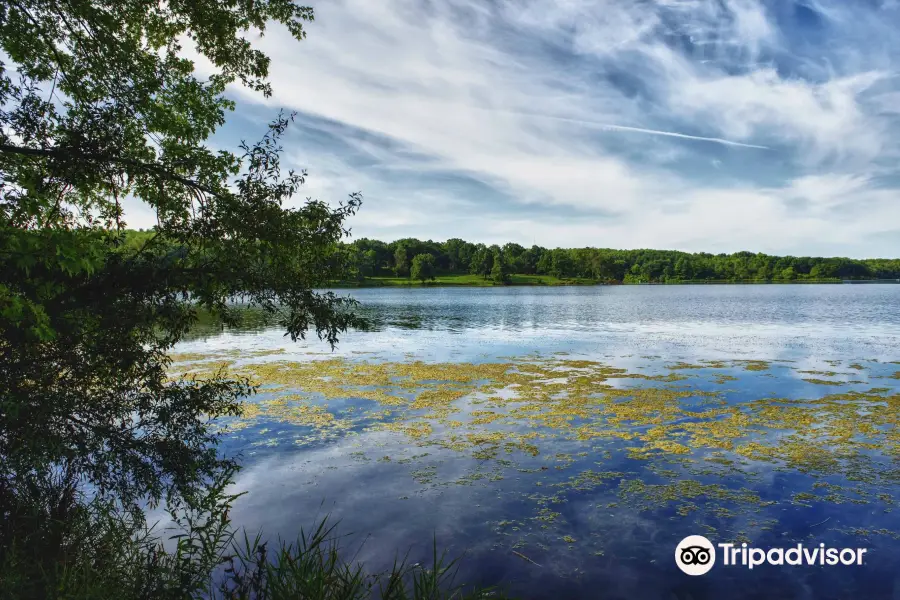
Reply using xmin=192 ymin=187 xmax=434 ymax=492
xmin=459 ymin=107 xmax=772 ymax=149
xmin=150 ymin=0 xmax=900 ymax=258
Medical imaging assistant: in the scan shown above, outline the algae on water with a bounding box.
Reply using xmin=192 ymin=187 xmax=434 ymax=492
xmin=169 ymin=353 xmax=900 ymax=545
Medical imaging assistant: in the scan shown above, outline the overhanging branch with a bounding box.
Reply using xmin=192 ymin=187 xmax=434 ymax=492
xmin=0 ymin=144 xmax=223 ymax=199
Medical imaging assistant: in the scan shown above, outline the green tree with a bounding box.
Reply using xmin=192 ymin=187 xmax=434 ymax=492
xmin=517 ymin=245 xmax=544 ymax=275
xmin=469 ymin=245 xmax=493 ymax=279
xmin=352 ymin=248 xmax=378 ymax=280
xmin=490 ymin=250 xmax=509 ymax=283
xmin=0 ymin=1 xmax=363 ymax=595
xmin=410 ymin=253 xmax=436 ymax=283
xmin=501 ymin=242 xmax=525 ymax=266
xmin=779 ymin=266 xmax=797 ymax=281
xmin=549 ymin=249 xmax=575 ymax=278
xmin=443 ymin=238 xmax=473 ymax=272
xmin=624 ymin=263 xmax=646 ymax=284
xmin=351 ymin=238 xmax=392 ymax=276
xmin=333 ymin=237 xmax=892 ymax=284
xmin=536 ymin=250 xmax=552 ymax=275
xmin=810 ymin=261 xmax=835 ymax=280
xmin=674 ymin=257 xmax=693 ymax=281
xmin=394 ymin=245 xmax=410 ymax=277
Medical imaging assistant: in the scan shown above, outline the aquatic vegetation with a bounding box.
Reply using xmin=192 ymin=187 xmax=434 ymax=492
xmin=803 ymin=378 xmax=850 ymax=385
xmin=169 ymin=353 xmax=900 ymax=545
xmin=666 ymin=360 xmax=729 ymax=370
xmin=735 ymin=360 xmax=771 ymax=371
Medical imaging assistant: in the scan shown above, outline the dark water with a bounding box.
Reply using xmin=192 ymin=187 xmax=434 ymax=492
xmin=171 ymin=285 xmax=900 ymax=599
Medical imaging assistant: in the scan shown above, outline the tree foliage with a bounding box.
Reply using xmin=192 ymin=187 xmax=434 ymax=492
xmin=490 ymin=250 xmax=509 ymax=284
xmin=0 ymin=0 xmax=364 ymax=593
xmin=394 ymin=245 xmax=409 ymax=277
xmin=410 ymin=253 xmax=436 ymax=283
xmin=469 ymin=245 xmax=493 ymax=280
xmin=333 ymin=237 xmax=900 ymax=284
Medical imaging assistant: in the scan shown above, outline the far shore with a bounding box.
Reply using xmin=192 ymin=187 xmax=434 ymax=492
xmin=329 ymin=274 xmax=900 ymax=289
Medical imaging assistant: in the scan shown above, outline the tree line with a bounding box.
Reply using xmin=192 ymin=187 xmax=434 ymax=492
xmin=342 ymin=237 xmax=900 ymax=284
xmin=121 ymin=231 xmax=900 ymax=285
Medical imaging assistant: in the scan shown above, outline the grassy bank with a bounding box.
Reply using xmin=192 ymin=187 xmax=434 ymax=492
xmin=334 ymin=275 xmax=861 ymax=288
xmin=339 ymin=274 xmax=598 ymax=287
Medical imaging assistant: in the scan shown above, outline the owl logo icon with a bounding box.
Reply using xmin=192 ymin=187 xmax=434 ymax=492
xmin=675 ymin=535 xmax=716 ymax=575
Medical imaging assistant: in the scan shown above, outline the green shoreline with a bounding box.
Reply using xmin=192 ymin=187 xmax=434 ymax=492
xmin=329 ymin=274 xmax=894 ymax=288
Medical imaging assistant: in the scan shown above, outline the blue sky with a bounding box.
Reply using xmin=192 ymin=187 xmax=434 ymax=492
xmin=159 ymin=0 xmax=900 ymax=258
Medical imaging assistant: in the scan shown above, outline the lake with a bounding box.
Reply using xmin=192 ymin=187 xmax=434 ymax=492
xmin=170 ymin=285 xmax=900 ymax=599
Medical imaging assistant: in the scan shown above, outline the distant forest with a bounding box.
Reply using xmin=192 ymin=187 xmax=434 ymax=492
xmin=343 ymin=238 xmax=900 ymax=283
xmin=122 ymin=230 xmax=900 ymax=284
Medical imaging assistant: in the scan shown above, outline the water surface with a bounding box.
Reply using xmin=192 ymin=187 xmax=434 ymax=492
xmin=172 ymin=285 xmax=900 ymax=599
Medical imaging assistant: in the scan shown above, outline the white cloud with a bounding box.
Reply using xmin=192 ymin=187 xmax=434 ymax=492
xmin=161 ymin=0 xmax=900 ymax=257
xmin=669 ymin=69 xmax=888 ymax=165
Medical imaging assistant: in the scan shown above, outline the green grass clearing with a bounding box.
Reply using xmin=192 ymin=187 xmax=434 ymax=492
xmin=339 ymin=274 xmax=598 ymax=287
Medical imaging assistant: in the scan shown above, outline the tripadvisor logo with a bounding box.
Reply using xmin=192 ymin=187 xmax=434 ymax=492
xmin=674 ymin=535 xmax=868 ymax=576
xmin=675 ymin=535 xmax=716 ymax=575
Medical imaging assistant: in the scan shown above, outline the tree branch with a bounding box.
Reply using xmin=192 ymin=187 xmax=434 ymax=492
xmin=0 ymin=143 xmax=222 ymax=198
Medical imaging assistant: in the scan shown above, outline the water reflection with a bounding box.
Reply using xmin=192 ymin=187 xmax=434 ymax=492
xmin=178 ymin=286 xmax=900 ymax=363
xmin=171 ymin=285 xmax=900 ymax=599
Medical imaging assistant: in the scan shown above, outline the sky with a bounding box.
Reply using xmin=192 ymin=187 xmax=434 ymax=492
xmin=153 ymin=0 xmax=900 ymax=258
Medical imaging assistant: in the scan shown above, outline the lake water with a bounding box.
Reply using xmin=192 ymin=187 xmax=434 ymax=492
xmin=171 ymin=285 xmax=900 ymax=599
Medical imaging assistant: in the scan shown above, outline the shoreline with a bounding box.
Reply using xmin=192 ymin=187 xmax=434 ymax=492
xmin=329 ymin=277 xmax=899 ymax=289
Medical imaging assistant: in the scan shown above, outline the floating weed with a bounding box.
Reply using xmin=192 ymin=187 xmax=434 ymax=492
xmin=735 ymin=360 xmax=771 ymax=372
xmin=349 ymin=451 xmax=370 ymax=463
xmin=844 ymin=528 xmax=900 ymax=540
xmin=615 ymin=479 xmax=774 ymax=514
xmin=168 ymin=351 xmax=229 ymax=364
xmin=701 ymin=360 xmax=730 ymax=369
xmin=553 ymin=470 xmax=626 ymax=492
xmin=170 ymin=353 xmax=900 ymax=542
xmin=410 ymin=466 xmax=439 ymax=485
xmin=666 ymin=362 xmax=711 ymax=370
xmin=791 ymin=492 xmax=817 ymax=506
xmin=803 ymin=378 xmax=850 ymax=386
xmin=657 ymin=359 xmax=732 ymax=369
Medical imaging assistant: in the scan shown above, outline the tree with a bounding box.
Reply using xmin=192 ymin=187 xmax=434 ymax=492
xmin=549 ymin=249 xmax=575 ymax=278
xmin=410 ymin=253 xmax=436 ymax=283
xmin=535 ymin=250 xmax=552 ymax=275
xmin=443 ymin=238 xmax=473 ymax=272
xmin=674 ymin=257 xmax=693 ymax=281
xmin=339 ymin=238 xmax=890 ymax=284
xmin=394 ymin=245 xmax=410 ymax=277
xmin=469 ymin=245 xmax=493 ymax=279
xmin=490 ymin=250 xmax=510 ymax=284
xmin=518 ymin=245 xmax=544 ymax=275
xmin=351 ymin=238 xmax=392 ymax=276
xmin=351 ymin=248 xmax=378 ymax=280
xmin=0 ymin=1 xmax=363 ymax=594
xmin=502 ymin=242 xmax=525 ymax=265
